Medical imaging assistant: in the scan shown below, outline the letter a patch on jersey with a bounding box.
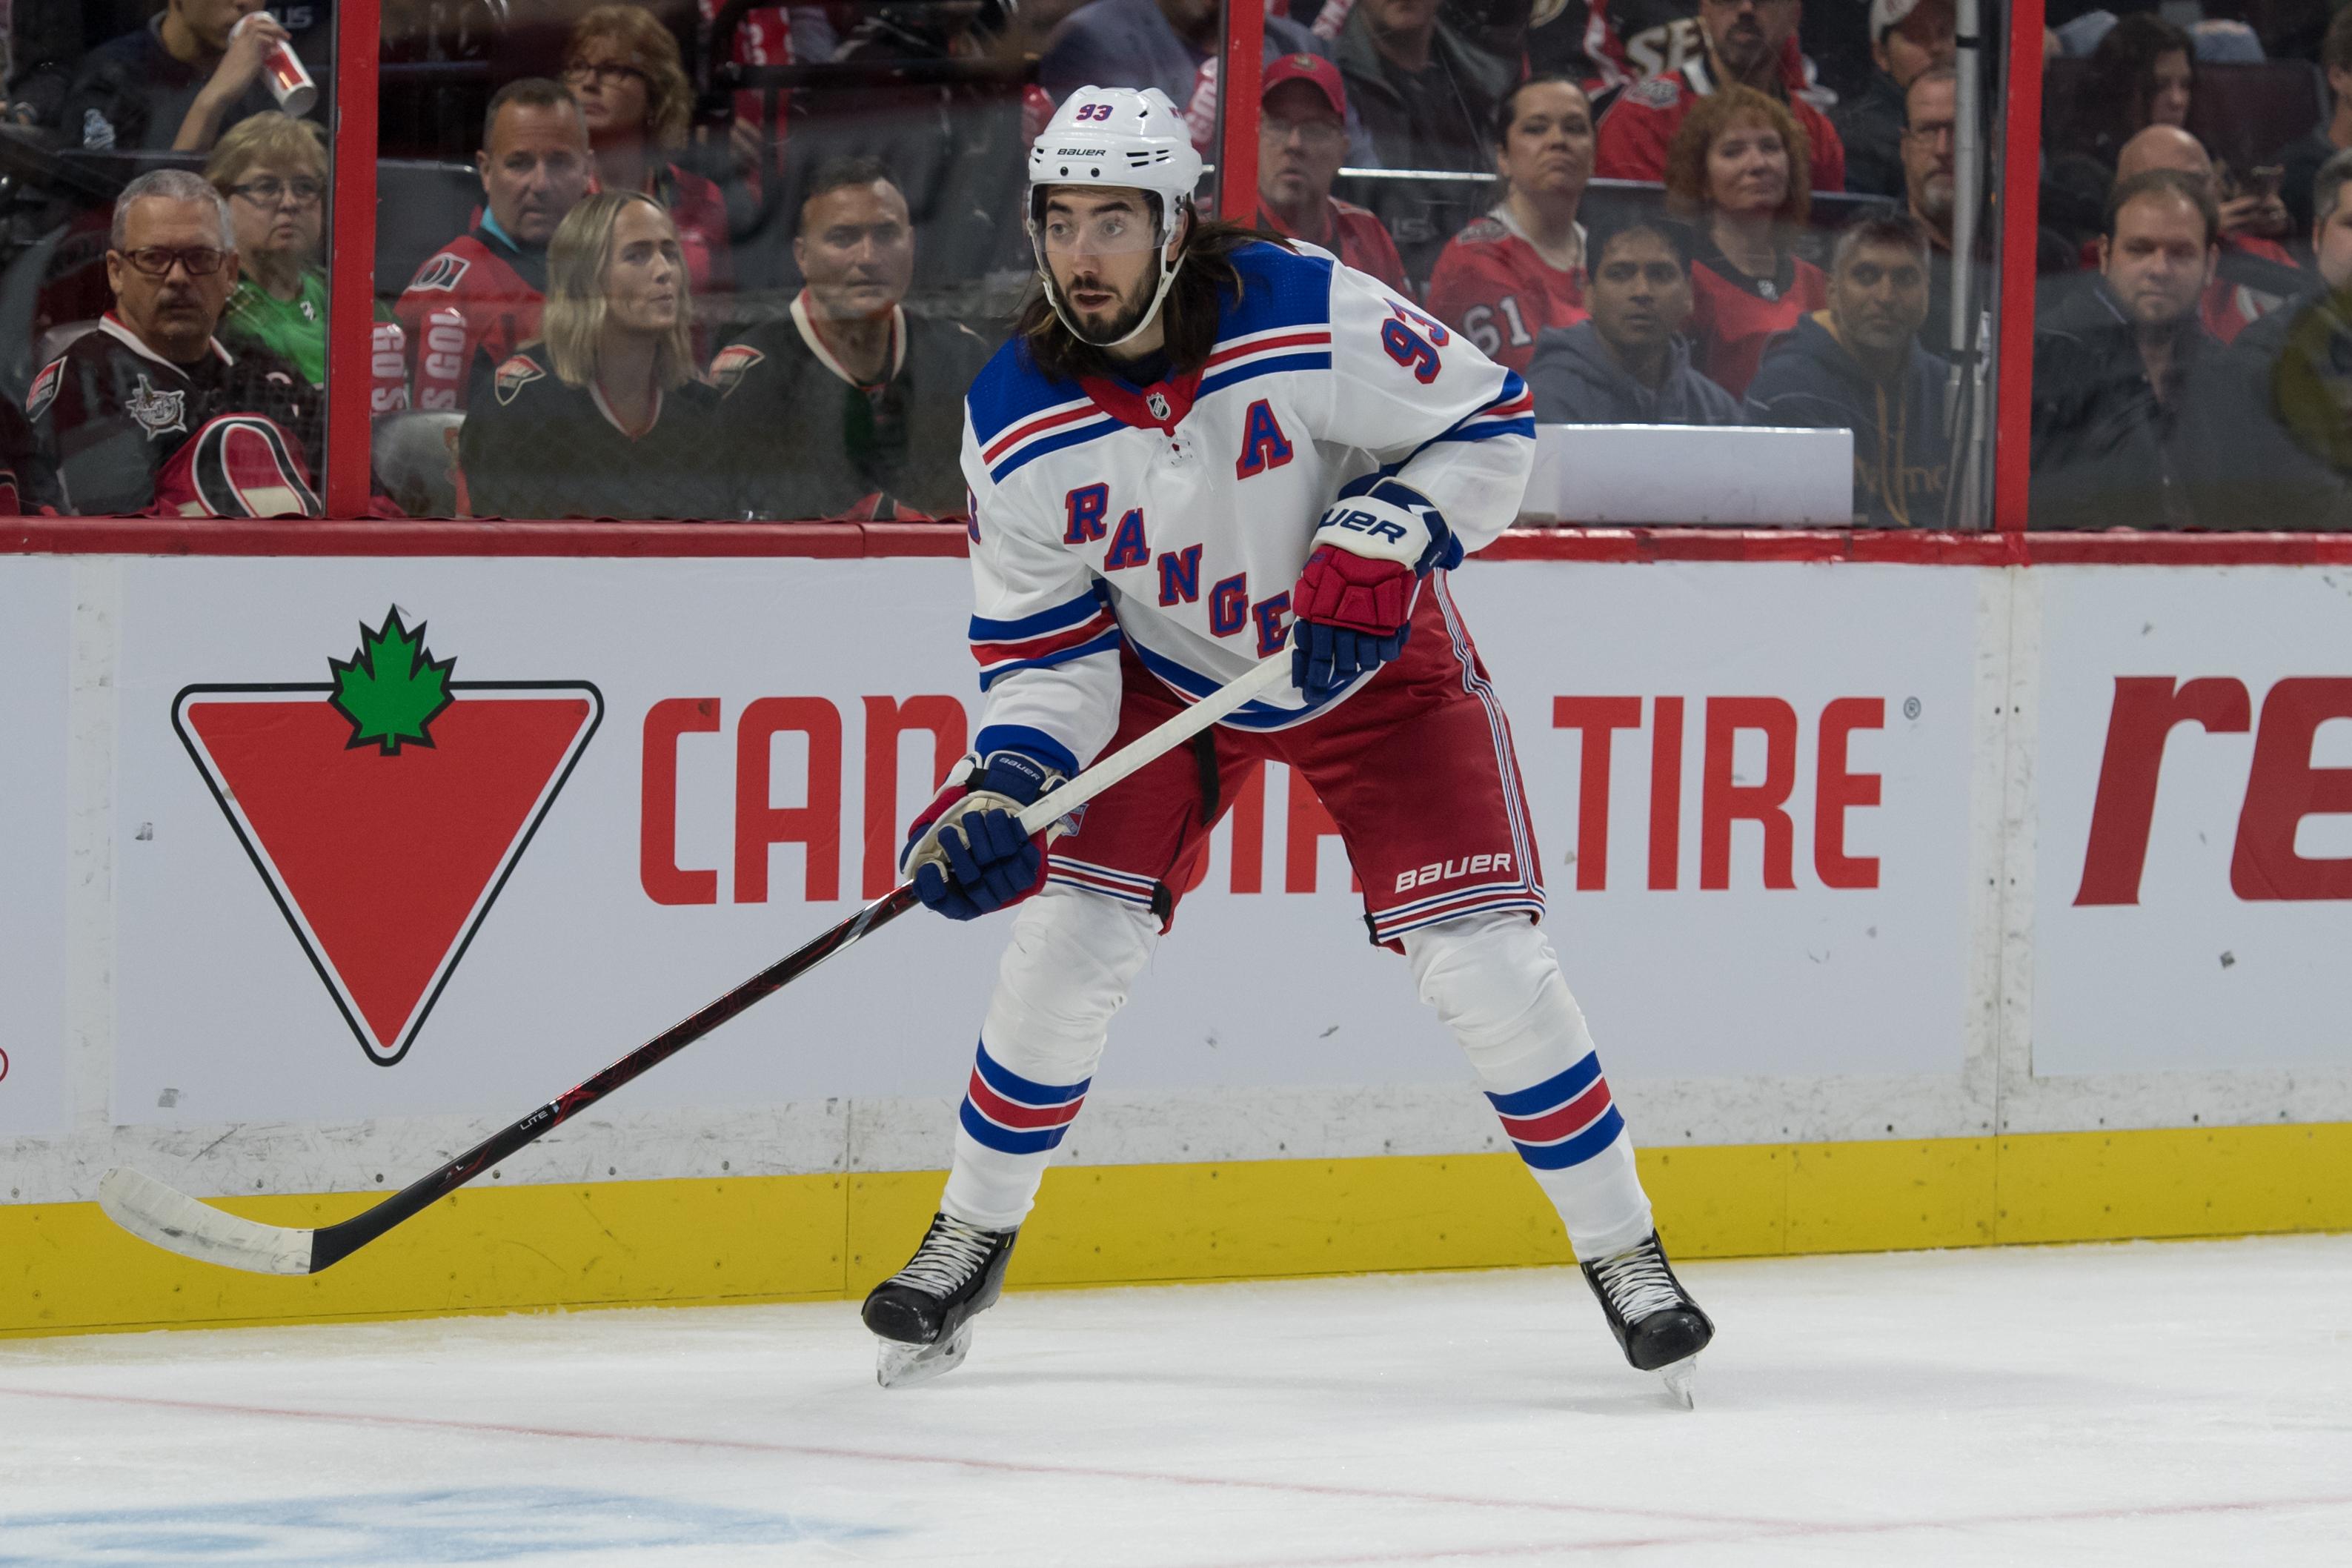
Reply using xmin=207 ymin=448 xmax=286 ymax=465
xmin=411 ymin=252 xmax=471 ymax=293
xmin=1235 ymin=398 xmax=1293 ymax=479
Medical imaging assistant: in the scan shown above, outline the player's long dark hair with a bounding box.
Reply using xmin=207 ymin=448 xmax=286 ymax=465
xmin=1014 ymin=214 xmax=1287 ymax=384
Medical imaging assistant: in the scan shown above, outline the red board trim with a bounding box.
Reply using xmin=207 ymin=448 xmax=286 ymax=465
xmin=11 ymin=520 xmax=2352 ymax=566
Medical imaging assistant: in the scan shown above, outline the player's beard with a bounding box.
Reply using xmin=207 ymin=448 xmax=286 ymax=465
xmin=1057 ymin=265 xmax=1157 ymax=348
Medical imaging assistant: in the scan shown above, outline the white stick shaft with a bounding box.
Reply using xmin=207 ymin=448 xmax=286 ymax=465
xmin=1015 ymin=654 xmax=1292 ymax=834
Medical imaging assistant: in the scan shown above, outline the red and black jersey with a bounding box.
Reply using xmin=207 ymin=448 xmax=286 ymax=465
xmin=1425 ymin=209 xmax=1589 ymax=374
xmin=1594 ymin=56 xmax=1846 ymax=196
xmin=1685 ymin=238 xmax=1827 ymax=399
xmin=1258 ymin=197 xmax=1408 ymax=295
xmin=393 ymin=220 xmax=549 ymax=413
xmin=24 ymin=315 xmax=320 ymax=516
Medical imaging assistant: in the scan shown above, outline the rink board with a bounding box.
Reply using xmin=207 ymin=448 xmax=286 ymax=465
xmin=4 ymin=550 xmax=2351 ymax=1335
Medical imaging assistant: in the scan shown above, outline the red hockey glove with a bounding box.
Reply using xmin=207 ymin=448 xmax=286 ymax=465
xmin=1289 ymin=476 xmax=1461 ymax=699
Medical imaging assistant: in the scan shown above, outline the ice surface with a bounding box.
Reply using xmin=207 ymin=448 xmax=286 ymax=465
xmin=4 ymin=1235 xmax=2350 ymax=1566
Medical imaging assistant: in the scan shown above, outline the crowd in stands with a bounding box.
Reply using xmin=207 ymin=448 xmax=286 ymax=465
xmin=3 ymin=0 xmax=2352 ymax=528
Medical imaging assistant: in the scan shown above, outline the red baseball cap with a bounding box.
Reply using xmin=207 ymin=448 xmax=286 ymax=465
xmin=1260 ymin=52 xmax=1347 ymax=122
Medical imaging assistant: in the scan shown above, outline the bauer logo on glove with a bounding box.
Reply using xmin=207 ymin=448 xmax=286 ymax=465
xmin=901 ymin=748 xmax=1069 ymax=920
xmin=1288 ymin=476 xmax=1464 ymax=700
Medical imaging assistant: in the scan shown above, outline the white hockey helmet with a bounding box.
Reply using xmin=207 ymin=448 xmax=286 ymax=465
xmin=1027 ymin=86 xmax=1204 ymax=347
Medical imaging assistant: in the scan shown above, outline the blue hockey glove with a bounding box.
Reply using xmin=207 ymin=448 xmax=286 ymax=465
xmin=1289 ymin=476 xmax=1462 ymax=700
xmin=900 ymin=748 xmax=1066 ymax=920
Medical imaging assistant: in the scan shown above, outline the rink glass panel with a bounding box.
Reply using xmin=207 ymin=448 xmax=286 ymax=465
xmin=0 ymin=0 xmax=340 ymax=519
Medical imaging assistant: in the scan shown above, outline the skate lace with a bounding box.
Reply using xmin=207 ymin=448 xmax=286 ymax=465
xmin=1591 ymin=1240 xmax=1682 ymax=1323
xmin=888 ymin=1216 xmax=998 ymax=1297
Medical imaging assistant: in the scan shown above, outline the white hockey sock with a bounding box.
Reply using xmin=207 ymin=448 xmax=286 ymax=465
xmin=940 ymin=885 xmax=1160 ymax=1231
xmin=1404 ymin=912 xmax=1655 ymax=1261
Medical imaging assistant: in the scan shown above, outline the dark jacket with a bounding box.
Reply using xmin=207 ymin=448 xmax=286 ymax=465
xmin=1830 ymin=70 xmax=1907 ymax=199
xmin=457 ymin=345 xmax=734 ymax=522
xmin=59 ymin=16 xmax=279 ymax=151
xmin=1526 ymin=320 xmax=1744 ymax=427
xmin=1332 ymin=6 xmax=1512 ymax=173
xmin=2031 ymin=280 xmax=2346 ymax=530
xmin=713 ymin=303 xmax=993 ymax=519
xmin=1744 ymin=313 xmax=1950 ymax=528
xmin=2221 ymin=285 xmax=2352 ymax=524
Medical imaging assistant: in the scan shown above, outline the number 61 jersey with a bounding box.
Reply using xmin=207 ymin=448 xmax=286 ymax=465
xmin=959 ymin=239 xmax=1536 ymax=780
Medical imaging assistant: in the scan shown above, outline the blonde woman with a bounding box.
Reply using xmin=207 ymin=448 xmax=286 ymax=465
xmin=458 ymin=192 xmax=731 ymax=519
xmin=204 ymin=112 xmax=332 ymax=385
xmin=561 ymin=5 xmax=733 ymax=305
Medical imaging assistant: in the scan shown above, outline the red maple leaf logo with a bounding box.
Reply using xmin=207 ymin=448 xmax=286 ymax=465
xmin=175 ymin=608 xmax=601 ymax=1065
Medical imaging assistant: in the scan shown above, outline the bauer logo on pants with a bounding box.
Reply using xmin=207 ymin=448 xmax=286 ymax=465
xmin=173 ymin=608 xmax=602 ymax=1066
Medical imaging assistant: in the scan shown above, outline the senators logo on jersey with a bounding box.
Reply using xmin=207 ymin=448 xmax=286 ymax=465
xmin=708 ymin=343 xmax=766 ymax=396
xmin=493 ymin=354 xmax=545 ymax=407
xmin=24 ymin=359 xmax=63 ymax=422
xmin=411 ymin=253 xmax=472 ymax=293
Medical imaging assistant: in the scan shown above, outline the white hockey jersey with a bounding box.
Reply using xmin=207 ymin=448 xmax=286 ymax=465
xmin=958 ymin=239 xmax=1535 ymax=779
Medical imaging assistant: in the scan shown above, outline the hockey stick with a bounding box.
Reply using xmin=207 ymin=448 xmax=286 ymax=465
xmin=99 ymin=651 xmax=1297 ymax=1277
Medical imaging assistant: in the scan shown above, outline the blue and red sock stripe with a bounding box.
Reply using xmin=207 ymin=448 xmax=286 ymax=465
xmin=1484 ymin=1054 xmax=1624 ymax=1171
xmin=958 ymin=1039 xmax=1090 ymax=1155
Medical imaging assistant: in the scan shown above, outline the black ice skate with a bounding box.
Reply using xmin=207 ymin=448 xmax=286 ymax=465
xmin=860 ymin=1212 xmax=1019 ymax=1389
xmin=1581 ymin=1230 xmax=1714 ymax=1409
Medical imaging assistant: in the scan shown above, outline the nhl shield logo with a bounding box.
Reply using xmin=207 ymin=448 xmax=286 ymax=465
xmin=125 ymin=373 xmax=187 ymax=439
xmin=1146 ymin=391 xmax=1172 ymax=421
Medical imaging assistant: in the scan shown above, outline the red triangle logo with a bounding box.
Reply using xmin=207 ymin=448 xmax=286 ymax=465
xmin=174 ymin=647 xmax=601 ymax=1066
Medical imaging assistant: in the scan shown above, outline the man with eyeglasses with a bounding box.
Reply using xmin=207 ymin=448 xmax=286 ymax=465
xmin=1900 ymin=65 xmax=1961 ymax=351
xmin=395 ymin=79 xmax=592 ymax=413
xmin=1831 ymin=0 xmax=1956 ymax=199
xmin=24 ymin=169 xmax=319 ymax=517
xmin=1253 ymin=55 xmax=1406 ymax=293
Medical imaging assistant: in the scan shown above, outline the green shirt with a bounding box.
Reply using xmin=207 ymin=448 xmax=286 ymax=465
xmin=222 ymin=270 xmax=328 ymax=387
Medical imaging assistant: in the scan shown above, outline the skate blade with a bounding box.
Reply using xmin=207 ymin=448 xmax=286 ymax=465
xmin=1658 ymin=1356 xmax=1698 ymax=1410
xmin=875 ymin=1323 xmax=973 ymax=1389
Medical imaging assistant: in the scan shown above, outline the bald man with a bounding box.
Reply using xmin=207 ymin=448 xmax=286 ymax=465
xmin=2110 ymin=124 xmax=2305 ymax=342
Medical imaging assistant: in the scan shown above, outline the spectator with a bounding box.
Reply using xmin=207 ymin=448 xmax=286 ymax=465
xmin=1526 ymin=216 xmax=1742 ymax=425
xmin=459 ymin=192 xmax=731 ymax=520
xmin=24 ymin=169 xmax=319 ymax=516
xmin=1332 ymin=0 xmax=1515 ymax=178
xmin=2030 ymin=168 xmax=2267 ymax=529
xmin=1833 ymin=0 xmax=1956 ymax=199
xmin=561 ymin=6 xmax=733 ymax=308
xmin=205 ymin=113 xmax=330 ymax=387
xmin=2280 ymin=7 xmax=2352 ymax=238
xmin=2236 ymin=149 xmax=2352 ymax=505
xmin=2044 ymin=14 xmax=2193 ymax=244
xmin=1039 ymin=0 xmax=1377 ymax=166
xmin=395 ymin=79 xmax=593 ymax=413
xmin=1745 ymin=210 xmax=1950 ymax=527
xmin=2110 ymin=124 xmax=2301 ymax=344
xmin=1902 ymin=65 xmax=1962 ymax=345
xmin=60 ymin=0 xmax=295 ymax=153
xmin=711 ymin=159 xmax=992 ymax=519
xmin=1254 ymin=54 xmax=1408 ymax=293
xmin=1664 ymin=84 xmax=1829 ymax=398
xmin=1595 ymin=0 xmax=1846 ymax=196
xmin=1426 ymin=75 xmax=1595 ymax=373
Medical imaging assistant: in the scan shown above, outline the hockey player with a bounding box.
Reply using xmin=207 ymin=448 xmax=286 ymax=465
xmin=860 ymin=87 xmax=1714 ymax=1401
xmin=394 ymin=79 xmax=591 ymax=413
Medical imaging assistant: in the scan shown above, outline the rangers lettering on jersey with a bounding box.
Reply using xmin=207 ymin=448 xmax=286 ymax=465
xmin=957 ymin=240 xmax=1535 ymax=776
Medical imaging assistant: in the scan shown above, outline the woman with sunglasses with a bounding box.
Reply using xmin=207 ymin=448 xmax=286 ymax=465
xmin=204 ymin=112 xmax=333 ymax=386
xmin=459 ymin=191 xmax=731 ymax=520
xmin=560 ymin=7 xmax=733 ymax=313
